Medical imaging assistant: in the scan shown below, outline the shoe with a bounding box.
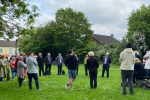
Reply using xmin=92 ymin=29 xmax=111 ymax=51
xmin=71 ymin=87 xmax=74 ymax=90
xmin=123 ymin=93 xmax=126 ymax=95
xmin=37 ymin=88 xmax=41 ymax=90
xmin=65 ymin=85 xmax=69 ymax=89
xmin=130 ymin=92 xmax=133 ymax=95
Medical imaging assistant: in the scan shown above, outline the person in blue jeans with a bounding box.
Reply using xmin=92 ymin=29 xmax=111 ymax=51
xmin=56 ymin=53 xmax=64 ymax=75
xmin=65 ymin=49 xmax=78 ymax=90
xmin=10 ymin=57 xmax=16 ymax=79
xmin=26 ymin=52 xmax=40 ymax=90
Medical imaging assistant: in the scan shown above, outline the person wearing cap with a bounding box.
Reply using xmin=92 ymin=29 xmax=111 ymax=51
xmin=102 ymin=52 xmax=111 ymax=78
xmin=17 ymin=56 xmax=27 ymax=87
xmin=119 ymin=43 xmax=135 ymax=95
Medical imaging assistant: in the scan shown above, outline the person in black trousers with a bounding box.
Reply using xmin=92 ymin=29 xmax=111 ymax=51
xmin=45 ymin=53 xmax=52 ymax=75
xmin=84 ymin=54 xmax=89 ymax=76
xmin=37 ymin=53 xmax=45 ymax=76
xmin=87 ymin=51 xmax=99 ymax=89
xmin=75 ymin=54 xmax=80 ymax=75
xmin=102 ymin=52 xmax=111 ymax=78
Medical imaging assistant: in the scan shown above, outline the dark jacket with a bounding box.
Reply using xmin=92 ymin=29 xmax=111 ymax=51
xmin=76 ymin=57 xmax=80 ymax=66
xmin=134 ymin=63 xmax=146 ymax=76
xmin=37 ymin=56 xmax=44 ymax=66
xmin=65 ymin=55 xmax=78 ymax=70
xmin=23 ymin=57 xmax=26 ymax=64
xmin=103 ymin=56 xmax=111 ymax=68
xmin=56 ymin=56 xmax=64 ymax=66
xmin=87 ymin=56 xmax=99 ymax=72
xmin=45 ymin=56 xmax=52 ymax=65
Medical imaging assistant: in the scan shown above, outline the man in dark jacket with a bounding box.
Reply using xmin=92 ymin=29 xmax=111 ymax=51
xmin=102 ymin=52 xmax=111 ymax=78
xmin=37 ymin=53 xmax=45 ymax=76
xmin=75 ymin=54 xmax=80 ymax=75
xmin=56 ymin=53 xmax=64 ymax=75
xmin=65 ymin=49 xmax=78 ymax=90
xmin=45 ymin=53 xmax=52 ymax=74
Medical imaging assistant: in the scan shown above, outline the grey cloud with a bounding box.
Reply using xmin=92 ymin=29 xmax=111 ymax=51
xmin=31 ymin=0 xmax=149 ymax=39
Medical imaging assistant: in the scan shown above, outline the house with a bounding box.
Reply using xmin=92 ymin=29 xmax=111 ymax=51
xmin=0 ymin=40 xmax=19 ymax=61
xmin=91 ymin=34 xmax=120 ymax=45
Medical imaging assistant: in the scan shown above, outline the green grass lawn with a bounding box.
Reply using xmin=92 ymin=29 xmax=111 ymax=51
xmin=0 ymin=64 xmax=150 ymax=100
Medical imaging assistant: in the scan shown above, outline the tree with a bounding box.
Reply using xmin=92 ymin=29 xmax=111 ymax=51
xmin=132 ymin=31 xmax=148 ymax=55
xmin=19 ymin=21 xmax=58 ymax=58
xmin=0 ymin=0 xmax=40 ymax=39
xmin=55 ymin=7 xmax=93 ymax=55
xmin=127 ymin=4 xmax=150 ymax=49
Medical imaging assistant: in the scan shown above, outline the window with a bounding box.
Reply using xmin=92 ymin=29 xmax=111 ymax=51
xmin=0 ymin=48 xmax=2 ymax=53
xmin=9 ymin=47 xmax=12 ymax=54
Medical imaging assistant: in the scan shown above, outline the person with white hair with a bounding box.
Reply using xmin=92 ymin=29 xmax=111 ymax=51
xmin=17 ymin=56 xmax=27 ymax=87
xmin=102 ymin=52 xmax=111 ymax=78
xmin=87 ymin=51 xmax=99 ymax=89
xmin=44 ymin=53 xmax=52 ymax=75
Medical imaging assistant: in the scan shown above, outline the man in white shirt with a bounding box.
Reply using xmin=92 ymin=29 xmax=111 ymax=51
xmin=144 ymin=51 xmax=150 ymax=79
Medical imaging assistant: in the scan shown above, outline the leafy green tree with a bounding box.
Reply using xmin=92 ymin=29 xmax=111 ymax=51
xmin=131 ymin=31 xmax=148 ymax=55
xmin=55 ymin=7 xmax=93 ymax=55
xmin=0 ymin=0 xmax=40 ymax=39
xmin=19 ymin=21 xmax=58 ymax=58
xmin=127 ymin=4 xmax=150 ymax=49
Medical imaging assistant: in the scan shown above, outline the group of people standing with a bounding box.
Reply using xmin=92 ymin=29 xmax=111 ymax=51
xmin=36 ymin=53 xmax=64 ymax=76
xmin=84 ymin=52 xmax=112 ymax=78
xmin=119 ymin=43 xmax=150 ymax=95
xmin=0 ymin=52 xmax=40 ymax=90
xmin=1 ymin=44 xmax=150 ymax=95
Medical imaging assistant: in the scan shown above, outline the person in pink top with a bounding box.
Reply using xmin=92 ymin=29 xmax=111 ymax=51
xmin=10 ymin=57 xmax=16 ymax=79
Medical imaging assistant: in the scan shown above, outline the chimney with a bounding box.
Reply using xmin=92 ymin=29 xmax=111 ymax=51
xmin=110 ymin=34 xmax=114 ymax=38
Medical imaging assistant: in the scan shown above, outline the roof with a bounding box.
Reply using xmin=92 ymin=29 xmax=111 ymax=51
xmin=0 ymin=40 xmax=17 ymax=47
xmin=93 ymin=34 xmax=120 ymax=44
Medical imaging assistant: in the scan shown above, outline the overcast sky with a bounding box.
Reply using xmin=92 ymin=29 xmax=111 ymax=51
xmin=30 ymin=0 xmax=150 ymax=40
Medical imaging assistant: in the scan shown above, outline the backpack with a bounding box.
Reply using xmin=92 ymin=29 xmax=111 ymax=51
xmin=62 ymin=70 xmax=65 ymax=75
